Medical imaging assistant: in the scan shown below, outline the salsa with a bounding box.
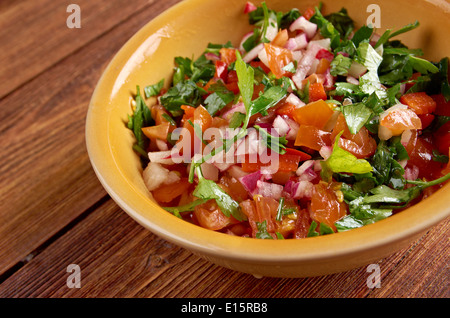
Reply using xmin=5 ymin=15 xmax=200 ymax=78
xmin=127 ymin=2 xmax=450 ymax=239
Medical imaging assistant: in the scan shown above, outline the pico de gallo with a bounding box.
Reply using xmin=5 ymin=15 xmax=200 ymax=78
xmin=126 ymin=2 xmax=450 ymax=239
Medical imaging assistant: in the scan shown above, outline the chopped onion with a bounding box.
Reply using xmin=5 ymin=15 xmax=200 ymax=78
xmin=256 ymin=180 xmax=283 ymax=199
xmin=284 ymin=117 xmax=300 ymax=140
xmin=285 ymin=33 xmax=308 ymax=51
xmin=273 ymin=115 xmax=291 ymax=137
xmin=292 ymin=42 xmax=322 ymax=89
xmin=222 ymin=102 xmax=246 ymax=121
xmin=205 ymin=52 xmax=220 ymax=61
xmin=319 ymin=146 xmax=332 ymax=160
xmin=142 ymin=162 xmax=180 ymax=192
xmin=243 ymin=43 xmax=264 ymax=63
xmin=348 ymin=61 xmax=367 ymax=78
xmin=257 ymin=46 xmax=269 ymax=67
xmin=239 ymin=170 xmax=262 ymax=194
xmin=286 ymin=93 xmax=305 ymax=108
xmin=289 ymin=16 xmax=317 ymax=39
xmin=296 ymin=160 xmax=314 ymax=176
xmin=148 ymin=150 xmax=174 ymax=165
xmin=346 ymin=75 xmax=359 ymax=85
xmin=201 ymin=162 xmax=219 ymax=181
xmin=309 ymin=38 xmax=331 ymax=51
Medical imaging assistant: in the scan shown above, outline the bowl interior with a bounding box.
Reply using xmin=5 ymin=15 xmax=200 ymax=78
xmin=86 ymin=0 xmax=450 ymax=273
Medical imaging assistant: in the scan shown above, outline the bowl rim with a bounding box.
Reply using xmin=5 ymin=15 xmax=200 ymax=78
xmin=86 ymin=0 xmax=450 ymax=265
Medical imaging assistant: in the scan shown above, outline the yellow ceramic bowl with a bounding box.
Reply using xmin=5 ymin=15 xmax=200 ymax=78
xmin=86 ymin=0 xmax=450 ymax=277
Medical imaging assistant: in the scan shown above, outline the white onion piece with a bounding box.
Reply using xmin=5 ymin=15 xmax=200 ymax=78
xmin=265 ymin=18 xmax=278 ymax=41
xmin=155 ymin=139 xmax=169 ymax=151
xmin=285 ymin=117 xmax=300 ymax=140
xmin=346 ymin=75 xmax=359 ymax=85
xmin=292 ymin=42 xmax=322 ymax=89
xmin=348 ymin=61 xmax=367 ymax=78
xmin=286 ymin=93 xmax=305 ymax=108
xmin=319 ymin=146 xmax=332 ymax=160
xmin=273 ymin=115 xmax=291 ymax=136
xmin=289 ymin=16 xmax=317 ymax=39
xmin=296 ymin=160 xmax=314 ymax=176
xmin=243 ymin=43 xmax=264 ymax=63
xmin=148 ymin=150 xmax=174 ymax=165
xmin=257 ymin=46 xmax=269 ymax=67
xmin=308 ymin=38 xmax=331 ymax=51
xmin=256 ymin=180 xmax=283 ymax=200
xmin=142 ymin=162 xmax=180 ymax=192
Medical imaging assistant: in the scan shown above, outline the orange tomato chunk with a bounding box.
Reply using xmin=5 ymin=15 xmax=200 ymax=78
xmin=400 ymin=92 xmax=436 ymax=115
xmin=309 ymin=182 xmax=347 ymax=231
xmin=292 ymin=99 xmax=334 ymax=129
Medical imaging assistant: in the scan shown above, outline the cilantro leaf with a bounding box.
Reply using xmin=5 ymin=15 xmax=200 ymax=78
xmin=127 ymin=85 xmax=153 ymax=158
xmin=144 ymin=79 xmax=164 ymax=98
xmin=193 ymin=177 xmax=246 ymax=221
xmin=341 ymin=102 xmax=373 ymax=134
xmin=254 ymin=125 xmax=288 ymax=154
xmin=321 ymin=131 xmax=373 ymax=181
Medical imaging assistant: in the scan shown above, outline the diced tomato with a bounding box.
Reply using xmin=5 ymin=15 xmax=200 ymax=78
xmin=294 ymin=209 xmax=312 ymax=239
xmin=264 ymin=43 xmax=294 ymax=79
xmin=151 ymin=104 xmax=172 ymax=126
xmin=434 ymin=121 xmax=450 ymax=156
xmin=250 ymin=60 xmax=271 ymax=74
xmin=316 ymin=49 xmax=334 ymax=62
xmin=309 ymin=181 xmax=348 ymax=231
xmin=308 ymin=82 xmax=327 ymax=102
xmin=142 ymin=122 xmax=170 ymax=140
xmin=294 ymin=125 xmax=332 ymax=151
xmin=275 ymin=100 xmax=296 ymax=118
xmin=400 ymin=92 xmax=436 ymax=115
xmin=254 ymin=196 xmax=279 ymax=233
xmin=214 ymin=60 xmax=228 ymax=82
xmin=331 ymin=113 xmax=377 ymax=158
xmin=152 ymin=178 xmax=191 ymax=203
xmin=219 ymin=175 xmax=249 ymax=202
xmin=181 ymin=105 xmax=196 ymax=118
xmin=239 ymin=200 xmax=259 ymax=237
xmin=194 ymin=200 xmax=238 ymax=231
xmin=302 ymin=7 xmax=315 ymax=20
xmin=380 ymin=106 xmax=422 ymax=136
xmin=404 ymin=130 xmax=443 ymax=179
xmin=418 ymin=113 xmax=435 ymax=130
xmin=292 ymin=99 xmax=334 ymax=129
xmin=194 ymin=105 xmax=213 ymax=132
xmin=271 ymin=29 xmax=289 ymax=47
xmin=241 ymin=148 xmax=311 ymax=172
xmin=431 ymin=94 xmax=450 ymax=116
xmin=219 ymin=47 xmax=237 ymax=65
xmin=315 ymin=58 xmax=331 ymax=75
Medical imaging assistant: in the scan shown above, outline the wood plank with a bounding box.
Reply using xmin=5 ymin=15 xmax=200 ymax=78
xmin=0 ymin=198 xmax=447 ymax=297
xmin=0 ymin=0 xmax=182 ymax=277
xmin=0 ymin=0 xmax=157 ymax=99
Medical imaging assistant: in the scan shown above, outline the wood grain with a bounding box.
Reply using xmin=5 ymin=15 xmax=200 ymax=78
xmin=0 ymin=199 xmax=447 ymax=298
xmin=0 ymin=0 xmax=157 ymax=99
xmin=0 ymin=0 xmax=448 ymax=298
xmin=0 ymin=0 xmax=182 ymax=277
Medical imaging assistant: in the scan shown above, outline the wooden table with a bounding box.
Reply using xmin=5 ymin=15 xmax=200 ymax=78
xmin=0 ymin=0 xmax=448 ymax=299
